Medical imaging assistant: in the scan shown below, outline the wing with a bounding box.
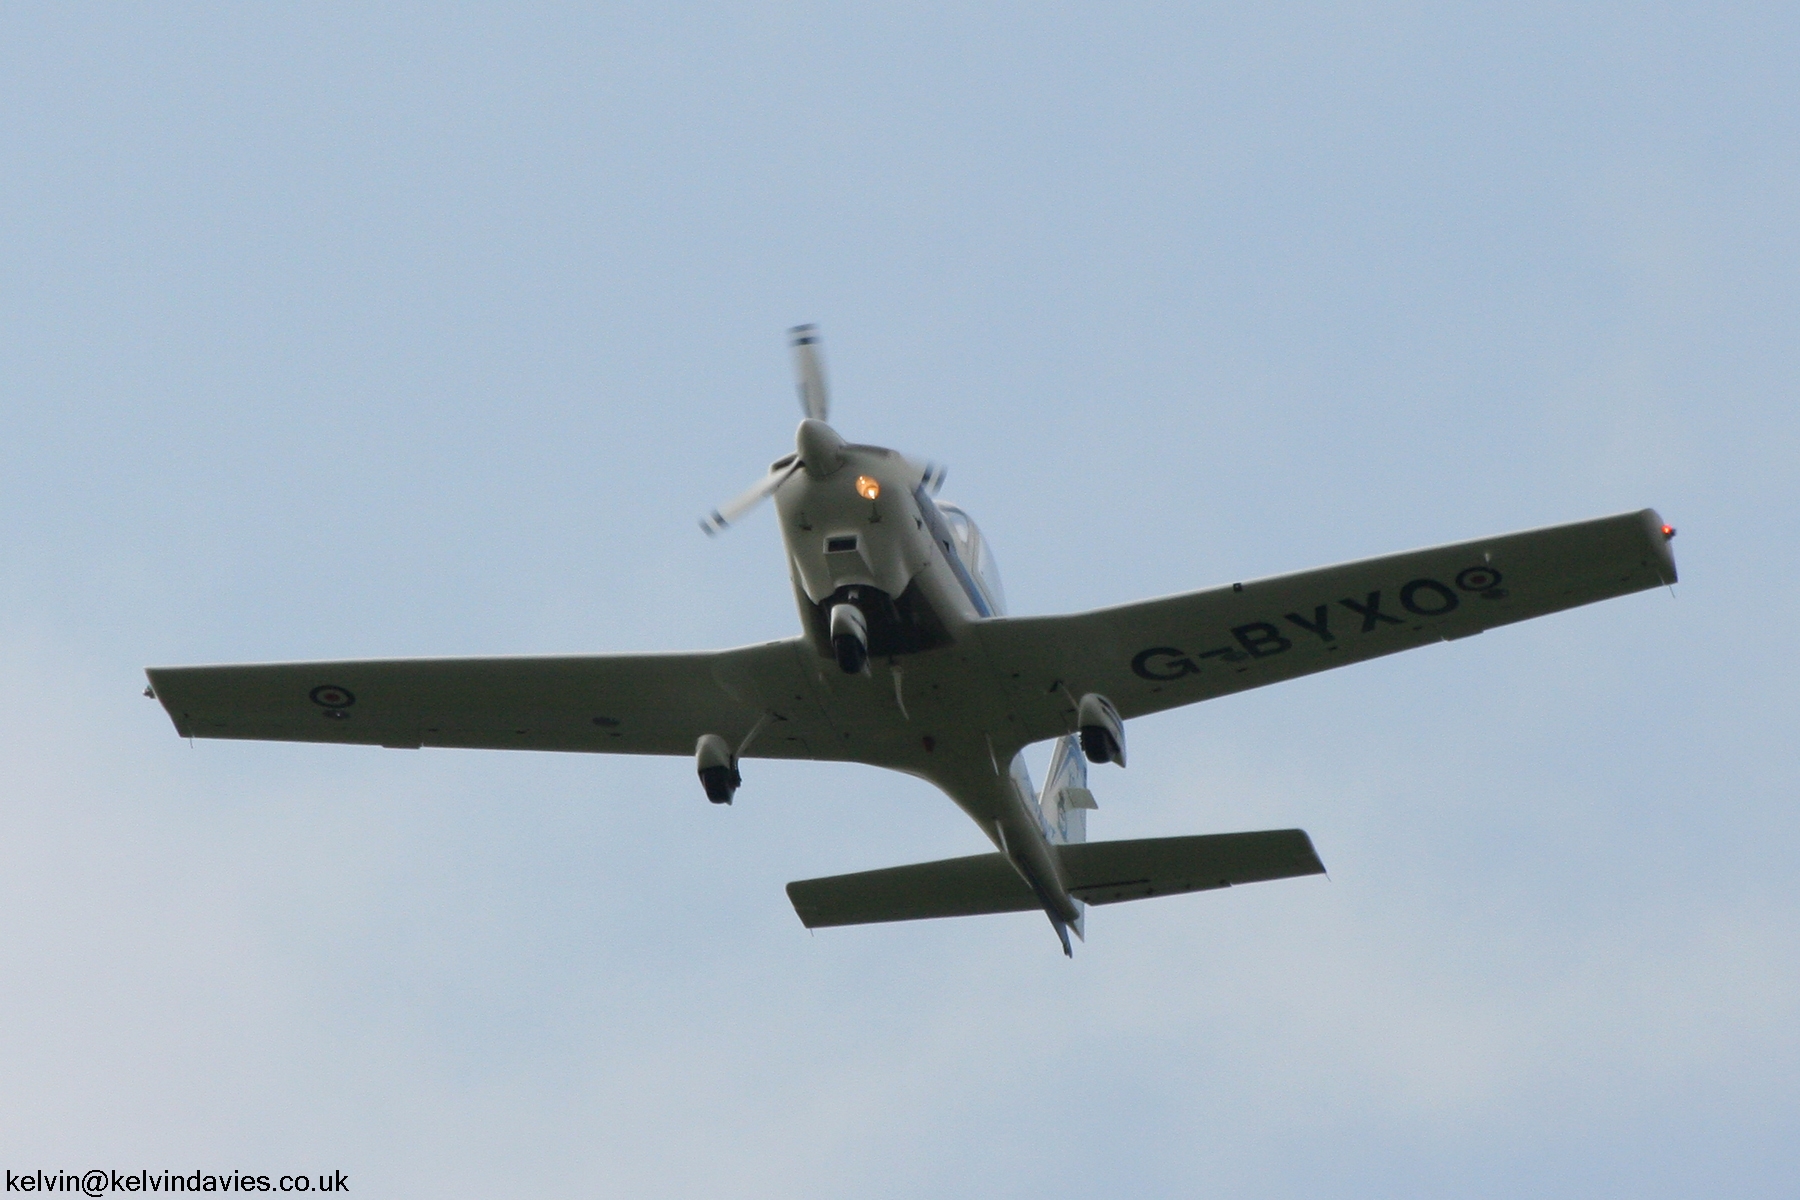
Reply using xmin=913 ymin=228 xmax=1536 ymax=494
xmin=977 ymin=509 xmax=1677 ymax=747
xmin=146 ymin=638 xmax=834 ymax=760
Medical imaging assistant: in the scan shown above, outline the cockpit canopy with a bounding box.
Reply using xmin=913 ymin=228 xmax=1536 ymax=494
xmin=937 ymin=502 xmax=1006 ymax=616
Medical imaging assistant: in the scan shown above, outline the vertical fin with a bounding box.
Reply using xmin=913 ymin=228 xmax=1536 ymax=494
xmin=1038 ymin=734 xmax=1091 ymax=945
xmin=1039 ymin=735 xmax=1091 ymax=846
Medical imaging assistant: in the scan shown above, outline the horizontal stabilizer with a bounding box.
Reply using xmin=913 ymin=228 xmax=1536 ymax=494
xmin=1059 ymin=829 xmax=1324 ymax=905
xmin=787 ymin=853 xmax=1038 ymax=928
xmin=786 ymin=829 xmax=1324 ymax=929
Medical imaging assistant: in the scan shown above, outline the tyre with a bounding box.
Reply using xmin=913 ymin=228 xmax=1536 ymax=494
xmin=833 ymin=634 xmax=868 ymax=675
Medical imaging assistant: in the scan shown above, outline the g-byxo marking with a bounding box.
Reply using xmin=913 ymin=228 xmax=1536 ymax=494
xmin=1129 ymin=570 xmax=1503 ymax=682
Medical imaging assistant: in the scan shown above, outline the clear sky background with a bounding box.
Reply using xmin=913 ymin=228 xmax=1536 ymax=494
xmin=2 ymin=5 xmax=1795 ymax=1197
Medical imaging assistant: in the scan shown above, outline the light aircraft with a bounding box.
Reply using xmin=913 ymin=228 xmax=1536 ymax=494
xmin=146 ymin=327 xmax=1679 ymax=955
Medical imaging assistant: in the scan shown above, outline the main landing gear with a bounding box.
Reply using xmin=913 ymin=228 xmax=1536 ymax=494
xmin=695 ymin=733 xmax=740 ymax=804
xmin=1076 ymin=693 xmax=1127 ymax=767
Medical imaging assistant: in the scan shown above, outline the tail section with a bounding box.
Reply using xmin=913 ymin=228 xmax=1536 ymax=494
xmin=782 ymin=739 xmax=1331 ymax=955
xmin=1039 ymin=734 xmax=1098 ymax=846
xmin=785 ymin=830 xmax=1326 ymax=931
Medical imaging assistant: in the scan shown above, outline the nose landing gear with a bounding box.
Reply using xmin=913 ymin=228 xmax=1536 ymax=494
xmin=829 ymin=602 xmax=869 ymax=674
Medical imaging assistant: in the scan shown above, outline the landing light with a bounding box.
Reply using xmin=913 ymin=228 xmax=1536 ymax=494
xmin=855 ymin=475 xmax=881 ymax=500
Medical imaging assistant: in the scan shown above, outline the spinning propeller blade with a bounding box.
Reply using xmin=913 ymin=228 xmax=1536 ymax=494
xmin=790 ymin=324 xmax=829 ymax=422
xmin=700 ymin=456 xmax=803 ymax=536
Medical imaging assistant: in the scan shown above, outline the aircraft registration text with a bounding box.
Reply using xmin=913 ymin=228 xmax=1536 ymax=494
xmin=1130 ymin=567 xmax=1506 ymax=681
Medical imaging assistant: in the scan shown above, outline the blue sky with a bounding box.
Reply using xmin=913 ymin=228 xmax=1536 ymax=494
xmin=2 ymin=5 xmax=1796 ymax=1196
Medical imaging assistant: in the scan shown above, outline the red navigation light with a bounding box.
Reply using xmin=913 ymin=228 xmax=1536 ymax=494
xmin=1661 ymin=524 xmax=1676 ymax=540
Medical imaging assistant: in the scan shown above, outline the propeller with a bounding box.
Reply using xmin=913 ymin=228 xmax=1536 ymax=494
xmin=698 ymin=326 xmax=946 ymax=537
xmin=699 ymin=325 xmax=833 ymax=537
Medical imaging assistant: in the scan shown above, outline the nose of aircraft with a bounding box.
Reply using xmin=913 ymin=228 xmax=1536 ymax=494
xmin=797 ymin=418 xmax=847 ymax=478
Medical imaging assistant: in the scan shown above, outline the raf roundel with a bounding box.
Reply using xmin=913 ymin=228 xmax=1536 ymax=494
xmin=1455 ymin=566 xmax=1503 ymax=592
xmin=309 ymin=685 xmax=356 ymax=709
